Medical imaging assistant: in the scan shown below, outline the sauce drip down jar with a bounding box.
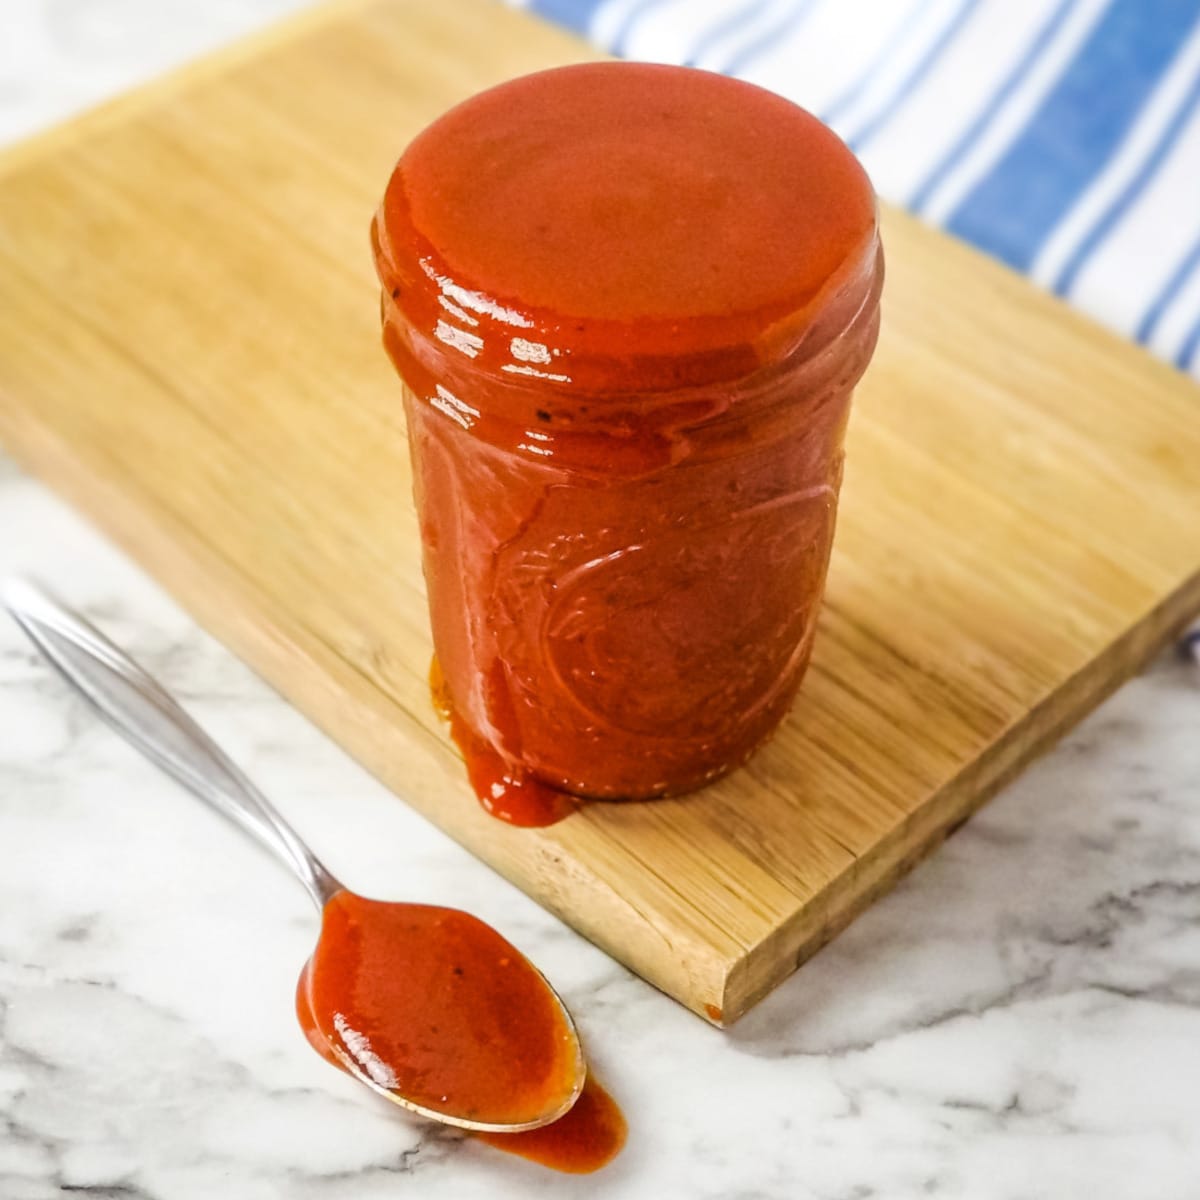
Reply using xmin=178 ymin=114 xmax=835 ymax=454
xmin=374 ymin=62 xmax=882 ymax=800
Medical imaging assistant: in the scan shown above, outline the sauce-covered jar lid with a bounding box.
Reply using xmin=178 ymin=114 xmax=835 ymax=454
xmin=374 ymin=62 xmax=880 ymax=467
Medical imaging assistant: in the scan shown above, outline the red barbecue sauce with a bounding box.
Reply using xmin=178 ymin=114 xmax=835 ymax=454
xmin=430 ymin=656 xmax=575 ymax=827
xmin=474 ymin=1075 xmax=627 ymax=1173
xmin=295 ymin=891 xmax=624 ymax=1172
xmin=374 ymin=63 xmax=881 ymax=812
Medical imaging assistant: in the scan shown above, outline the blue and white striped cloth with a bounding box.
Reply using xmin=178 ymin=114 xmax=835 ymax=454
xmin=514 ymin=0 xmax=1200 ymax=382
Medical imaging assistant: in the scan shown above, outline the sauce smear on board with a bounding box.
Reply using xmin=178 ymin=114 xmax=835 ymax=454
xmin=295 ymin=892 xmax=625 ymax=1172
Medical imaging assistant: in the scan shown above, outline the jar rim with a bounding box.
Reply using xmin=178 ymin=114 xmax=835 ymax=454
xmin=375 ymin=207 xmax=881 ymax=398
xmin=374 ymin=62 xmax=881 ymax=396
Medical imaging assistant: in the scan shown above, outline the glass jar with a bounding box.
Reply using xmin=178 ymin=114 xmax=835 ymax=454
xmin=373 ymin=62 xmax=882 ymax=801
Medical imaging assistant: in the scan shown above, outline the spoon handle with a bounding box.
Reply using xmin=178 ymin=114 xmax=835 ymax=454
xmin=2 ymin=578 xmax=341 ymax=910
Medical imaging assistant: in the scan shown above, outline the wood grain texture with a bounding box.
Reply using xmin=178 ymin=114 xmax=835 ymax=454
xmin=2 ymin=0 xmax=1199 ymax=1025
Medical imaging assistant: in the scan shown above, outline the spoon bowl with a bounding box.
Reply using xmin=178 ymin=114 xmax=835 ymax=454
xmin=297 ymin=892 xmax=586 ymax=1132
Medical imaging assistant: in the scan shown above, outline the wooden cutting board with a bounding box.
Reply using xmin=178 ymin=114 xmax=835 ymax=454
xmin=2 ymin=0 xmax=1199 ymax=1026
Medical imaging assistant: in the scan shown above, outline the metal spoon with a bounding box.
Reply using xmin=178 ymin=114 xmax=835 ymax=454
xmin=1182 ymin=623 xmax=1200 ymax=667
xmin=2 ymin=576 xmax=586 ymax=1133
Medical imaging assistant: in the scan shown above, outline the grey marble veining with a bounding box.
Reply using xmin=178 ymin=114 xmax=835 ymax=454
xmin=3 ymin=4 xmax=1200 ymax=1197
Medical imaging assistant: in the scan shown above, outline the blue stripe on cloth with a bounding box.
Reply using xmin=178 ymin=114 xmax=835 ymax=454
xmin=945 ymin=0 xmax=1199 ymax=272
xmin=684 ymin=0 xmax=774 ymax=67
xmin=846 ymin=0 xmax=984 ymax=151
xmin=1137 ymin=229 xmax=1200 ymax=342
xmin=911 ymin=0 xmax=1079 ymax=213
xmin=819 ymin=0 xmax=933 ymax=126
xmin=721 ymin=0 xmax=825 ymax=75
xmin=528 ymin=0 xmax=608 ymax=35
xmin=1178 ymin=309 xmax=1200 ymax=370
xmin=1054 ymin=64 xmax=1200 ymax=295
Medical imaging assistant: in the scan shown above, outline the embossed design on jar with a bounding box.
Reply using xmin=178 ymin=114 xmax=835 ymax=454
xmin=544 ymin=485 xmax=834 ymax=741
xmin=489 ymin=478 xmax=837 ymax=753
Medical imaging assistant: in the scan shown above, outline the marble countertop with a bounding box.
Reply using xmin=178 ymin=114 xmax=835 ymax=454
xmin=3 ymin=5 xmax=1200 ymax=1197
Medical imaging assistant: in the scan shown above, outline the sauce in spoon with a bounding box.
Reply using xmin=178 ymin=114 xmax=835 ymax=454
xmin=296 ymin=891 xmax=584 ymax=1130
xmin=296 ymin=892 xmax=626 ymax=1172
